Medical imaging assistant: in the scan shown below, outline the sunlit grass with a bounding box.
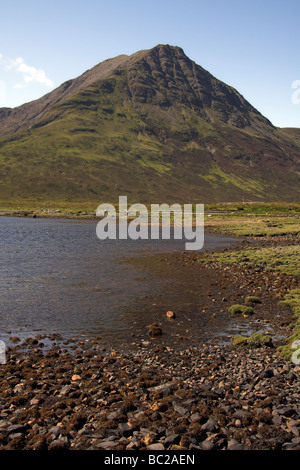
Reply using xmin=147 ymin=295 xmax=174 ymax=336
xmin=202 ymin=245 xmax=300 ymax=276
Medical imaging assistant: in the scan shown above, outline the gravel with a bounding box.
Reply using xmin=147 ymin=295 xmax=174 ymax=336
xmin=0 ymin=339 xmax=299 ymax=450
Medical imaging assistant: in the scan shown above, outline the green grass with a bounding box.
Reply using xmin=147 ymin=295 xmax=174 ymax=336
xmin=0 ymin=62 xmax=300 ymax=206
xmin=228 ymin=304 xmax=254 ymax=316
xmin=0 ymin=74 xmax=179 ymax=203
xmin=205 ymin=202 xmax=300 ymax=214
xmin=200 ymin=162 xmax=266 ymax=194
xmin=199 ymin=211 xmax=299 ymax=361
xmin=204 ymin=213 xmax=300 ymax=237
xmin=232 ymin=332 xmax=273 ymax=347
xmin=203 ymin=245 xmax=300 ymax=276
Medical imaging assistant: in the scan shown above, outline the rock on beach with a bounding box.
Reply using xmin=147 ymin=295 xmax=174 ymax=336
xmin=0 ymin=339 xmax=300 ymax=451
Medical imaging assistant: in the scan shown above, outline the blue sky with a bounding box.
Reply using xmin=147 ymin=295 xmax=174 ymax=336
xmin=0 ymin=0 xmax=299 ymax=127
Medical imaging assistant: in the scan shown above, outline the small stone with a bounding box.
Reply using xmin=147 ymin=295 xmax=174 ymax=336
xmin=96 ymin=440 xmax=119 ymax=450
xmin=166 ymin=311 xmax=176 ymax=318
xmin=147 ymin=323 xmax=163 ymax=337
xmin=233 ymin=410 xmax=248 ymax=420
xmin=227 ymin=439 xmax=250 ymax=450
xmin=8 ymin=432 xmax=24 ymax=440
xmin=201 ymin=418 xmax=219 ymax=433
xmin=142 ymin=432 xmax=157 ymax=446
xmin=148 ymin=382 xmax=174 ymax=396
xmin=0 ymin=420 xmax=10 ymax=430
xmin=200 ymin=440 xmax=216 ymax=450
xmin=288 ymin=419 xmax=300 ymax=428
xmin=190 ymin=413 xmax=201 ymax=422
xmin=48 ymin=426 xmax=61 ymax=437
xmin=291 ymin=427 xmax=300 ymax=437
xmin=48 ymin=439 xmax=69 ymax=451
xmin=118 ymin=422 xmax=133 ymax=437
xmin=107 ymin=411 xmax=120 ymax=421
xmin=282 ymin=442 xmax=300 ymax=450
xmin=72 ymin=374 xmax=81 ymax=381
xmin=126 ymin=438 xmax=140 ymax=450
xmin=13 ymin=384 xmax=23 ymax=393
xmin=163 ymin=433 xmax=181 ymax=446
xmin=30 ymin=398 xmax=41 ymax=406
xmin=174 ymin=405 xmax=190 ymax=417
xmin=59 ymin=385 xmax=72 ymax=396
xmin=5 ymin=424 xmax=27 ymax=435
xmin=272 ymin=414 xmax=284 ymax=425
xmin=146 ymin=443 xmax=165 ymax=450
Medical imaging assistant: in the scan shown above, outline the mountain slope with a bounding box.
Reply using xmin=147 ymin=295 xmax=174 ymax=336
xmin=0 ymin=44 xmax=299 ymax=204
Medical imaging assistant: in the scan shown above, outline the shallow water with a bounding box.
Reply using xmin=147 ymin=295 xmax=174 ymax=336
xmin=0 ymin=216 xmax=247 ymax=349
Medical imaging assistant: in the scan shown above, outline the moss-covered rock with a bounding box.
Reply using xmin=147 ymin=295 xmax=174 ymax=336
xmin=232 ymin=332 xmax=273 ymax=347
xmin=231 ymin=335 xmax=249 ymax=346
xmin=229 ymin=304 xmax=254 ymax=316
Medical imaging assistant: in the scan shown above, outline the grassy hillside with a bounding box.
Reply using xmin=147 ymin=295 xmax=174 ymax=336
xmin=0 ymin=45 xmax=299 ymax=206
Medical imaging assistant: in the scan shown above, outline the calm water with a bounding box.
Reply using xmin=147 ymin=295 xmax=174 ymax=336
xmin=0 ymin=216 xmax=243 ymax=349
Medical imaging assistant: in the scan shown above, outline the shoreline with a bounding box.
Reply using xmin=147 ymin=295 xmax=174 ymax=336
xmin=0 ymin=234 xmax=299 ymax=450
xmin=0 ymin=207 xmax=299 ymax=450
xmin=1 ymin=333 xmax=300 ymax=451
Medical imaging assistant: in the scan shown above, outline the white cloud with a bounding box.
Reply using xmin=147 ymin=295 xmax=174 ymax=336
xmin=17 ymin=61 xmax=54 ymax=87
xmin=1 ymin=54 xmax=54 ymax=88
xmin=4 ymin=56 xmax=23 ymax=71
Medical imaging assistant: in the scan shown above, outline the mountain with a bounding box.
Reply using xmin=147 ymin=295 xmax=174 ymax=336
xmin=0 ymin=44 xmax=299 ymax=204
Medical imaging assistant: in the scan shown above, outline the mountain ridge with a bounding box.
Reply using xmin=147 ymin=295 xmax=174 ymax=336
xmin=0 ymin=44 xmax=274 ymax=137
xmin=0 ymin=44 xmax=299 ymax=204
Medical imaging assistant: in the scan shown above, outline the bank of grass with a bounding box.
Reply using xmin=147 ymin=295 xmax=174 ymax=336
xmin=210 ymin=248 xmax=300 ymax=360
xmin=200 ymin=240 xmax=299 ymax=345
xmin=205 ymin=245 xmax=300 ymax=276
xmin=205 ymin=216 xmax=300 ymax=237
xmin=0 ymin=201 xmax=98 ymax=219
xmin=1 ymin=201 xmax=300 ymax=224
xmin=205 ymin=202 xmax=300 ymax=214
xmin=204 ymin=202 xmax=300 ymax=237
xmin=199 ymin=209 xmax=300 ymax=360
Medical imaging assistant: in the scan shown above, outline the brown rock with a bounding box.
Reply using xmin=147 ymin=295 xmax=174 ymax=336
xmin=147 ymin=323 xmax=162 ymax=337
xmin=71 ymin=374 xmax=81 ymax=381
xmin=166 ymin=311 xmax=176 ymax=318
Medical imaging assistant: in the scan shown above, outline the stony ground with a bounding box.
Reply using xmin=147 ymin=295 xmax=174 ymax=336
xmin=0 ymin=340 xmax=300 ymax=451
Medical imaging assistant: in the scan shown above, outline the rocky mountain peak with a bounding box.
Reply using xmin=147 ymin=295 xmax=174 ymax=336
xmin=0 ymin=45 xmax=298 ymax=203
